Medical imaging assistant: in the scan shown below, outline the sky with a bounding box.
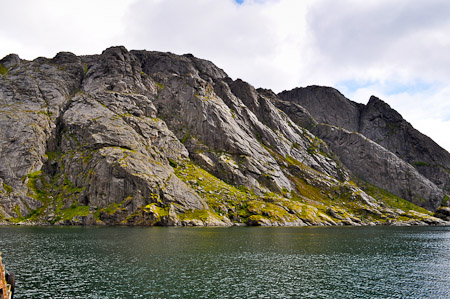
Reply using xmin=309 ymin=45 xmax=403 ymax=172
xmin=1 ymin=0 xmax=449 ymax=152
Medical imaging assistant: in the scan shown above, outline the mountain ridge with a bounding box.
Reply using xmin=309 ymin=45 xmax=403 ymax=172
xmin=0 ymin=46 xmax=448 ymax=226
xmin=278 ymin=86 xmax=450 ymax=201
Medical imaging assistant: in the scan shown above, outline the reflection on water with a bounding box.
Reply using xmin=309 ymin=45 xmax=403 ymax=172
xmin=0 ymin=226 xmax=449 ymax=298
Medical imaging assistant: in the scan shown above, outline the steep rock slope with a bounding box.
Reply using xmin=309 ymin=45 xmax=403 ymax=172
xmin=360 ymin=96 xmax=450 ymax=194
xmin=0 ymin=49 xmax=207 ymax=225
xmin=279 ymin=86 xmax=450 ymax=210
xmin=311 ymin=124 xmax=443 ymax=210
xmin=0 ymin=47 xmax=446 ymax=225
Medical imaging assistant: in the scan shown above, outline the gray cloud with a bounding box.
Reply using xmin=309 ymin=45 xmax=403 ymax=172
xmin=306 ymin=0 xmax=450 ymax=79
xmin=303 ymin=0 xmax=450 ymax=151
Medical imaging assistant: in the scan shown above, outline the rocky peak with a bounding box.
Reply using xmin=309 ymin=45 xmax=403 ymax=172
xmin=228 ymin=78 xmax=261 ymax=111
xmin=359 ymin=95 xmax=450 ymax=194
xmin=131 ymin=50 xmax=227 ymax=82
xmin=279 ymin=85 xmax=450 ymax=209
xmin=0 ymin=54 xmax=21 ymax=70
xmin=279 ymin=85 xmax=363 ymax=132
xmin=363 ymin=95 xmax=403 ymax=123
xmin=52 ymin=52 xmax=81 ymax=65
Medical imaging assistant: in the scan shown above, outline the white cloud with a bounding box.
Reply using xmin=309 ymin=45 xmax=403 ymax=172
xmin=123 ymin=0 xmax=312 ymax=91
xmin=0 ymin=0 xmax=449 ymax=152
xmin=302 ymin=0 xmax=450 ymax=152
xmin=0 ymin=0 xmax=133 ymax=59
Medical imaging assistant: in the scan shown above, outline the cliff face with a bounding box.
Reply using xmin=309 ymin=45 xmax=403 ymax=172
xmin=360 ymin=96 xmax=450 ymax=194
xmin=279 ymin=86 xmax=450 ymax=210
xmin=0 ymin=47 xmax=448 ymax=226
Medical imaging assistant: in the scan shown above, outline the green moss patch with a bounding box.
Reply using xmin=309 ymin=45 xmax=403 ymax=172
xmin=143 ymin=203 xmax=169 ymax=217
xmin=60 ymin=205 xmax=90 ymax=221
xmin=101 ymin=201 xmax=125 ymax=215
xmin=443 ymin=195 xmax=449 ymax=206
xmin=247 ymin=200 xmax=297 ymax=223
xmin=412 ymin=161 xmax=430 ymax=167
xmin=359 ymin=180 xmax=430 ymax=215
xmin=0 ymin=64 xmax=7 ymax=76
xmin=155 ymin=82 xmax=165 ymax=90
xmin=179 ymin=209 xmax=211 ymax=221
xmin=2 ymin=182 xmax=13 ymax=194
xmin=174 ymin=161 xmax=257 ymax=218
xmin=19 ymin=150 xmax=90 ymax=223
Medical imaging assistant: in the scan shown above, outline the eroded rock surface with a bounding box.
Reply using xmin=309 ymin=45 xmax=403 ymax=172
xmin=0 ymin=47 xmax=448 ymax=226
xmin=279 ymin=86 xmax=450 ymax=210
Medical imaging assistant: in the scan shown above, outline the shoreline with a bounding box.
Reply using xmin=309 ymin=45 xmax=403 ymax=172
xmin=2 ymin=219 xmax=450 ymax=227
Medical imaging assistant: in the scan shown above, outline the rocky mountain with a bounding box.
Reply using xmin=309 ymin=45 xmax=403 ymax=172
xmin=0 ymin=46 xmax=448 ymax=226
xmin=279 ymin=87 xmax=450 ymax=210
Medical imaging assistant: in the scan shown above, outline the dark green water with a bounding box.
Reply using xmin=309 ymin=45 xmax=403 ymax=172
xmin=0 ymin=226 xmax=449 ymax=298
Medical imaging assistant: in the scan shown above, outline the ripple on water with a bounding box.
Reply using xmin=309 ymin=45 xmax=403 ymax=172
xmin=0 ymin=226 xmax=449 ymax=298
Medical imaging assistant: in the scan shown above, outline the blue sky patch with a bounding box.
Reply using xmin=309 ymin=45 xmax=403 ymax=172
xmin=335 ymin=79 xmax=376 ymax=93
xmin=336 ymin=78 xmax=436 ymax=96
xmin=235 ymin=0 xmax=244 ymax=4
xmin=383 ymin=79 xmax=434 ymax=95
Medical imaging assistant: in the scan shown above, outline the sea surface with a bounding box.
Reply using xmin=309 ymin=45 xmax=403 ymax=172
xmin=0 ymin=226 xmax=449 ymax=298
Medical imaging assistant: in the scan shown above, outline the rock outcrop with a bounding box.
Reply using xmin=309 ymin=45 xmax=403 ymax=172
xmin=311 ymin=124 xmax=443 ymax=211
xmin=279 ymin=86 xmax=450 ymax=211
xmin=0 ymin=46 xmax=448 ymax=226
xmin=360 ymin=96 xmax=450 ymax=194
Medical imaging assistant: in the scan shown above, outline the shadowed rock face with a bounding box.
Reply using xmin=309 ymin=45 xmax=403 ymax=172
xmin=0 ymin=46 xmax=448 ymax=226
xmin=359 ymin=96 xmax=450 ymax=194
xmin=279 ymin=86 xmax=363 ymax=132
xmin=311 ymin=124 xmax=444 ymax=211
xmin=279 ymin=86 xmax=450 ymax=210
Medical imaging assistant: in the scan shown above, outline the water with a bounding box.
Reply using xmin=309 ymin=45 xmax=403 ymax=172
xmin=0 ymin=226 xmax=449 ymax=298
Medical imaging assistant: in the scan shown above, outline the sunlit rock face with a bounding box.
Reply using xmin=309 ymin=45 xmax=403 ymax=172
xmin=0 ymin=47 xmax=448 ymax=226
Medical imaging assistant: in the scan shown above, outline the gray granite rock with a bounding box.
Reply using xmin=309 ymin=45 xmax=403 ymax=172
xmin=1 ymin=47 xmax=448 ymax=226
xmin=279 ymin=86 xmax=450 ymax=210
